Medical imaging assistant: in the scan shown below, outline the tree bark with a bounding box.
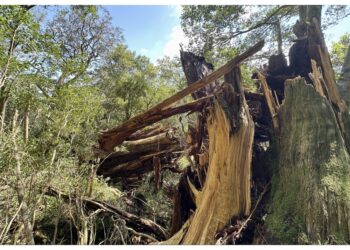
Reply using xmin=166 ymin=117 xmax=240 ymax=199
xmin=24 ymin=105 xmax=29 ymax=143
xmin=0 ymin=98 xmax=8 ymax=134
xmin=12 ymin=110 xmax=35 ymax=244
xmin=264 ymin=13 xmax=350 ymax=244
xmin=266 ymin=78 xmax=350 ymax=244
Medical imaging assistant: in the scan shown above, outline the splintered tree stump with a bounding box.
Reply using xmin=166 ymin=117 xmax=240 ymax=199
xmin=266 ymin=78 xmax=350 ymax=244
xmin=169 ymin=50 xmax=218 ymax=236
xmin=163 ymin=67 xmax=255 ymax=244
xmin=96 ymin=41 xmax=264 ymax=155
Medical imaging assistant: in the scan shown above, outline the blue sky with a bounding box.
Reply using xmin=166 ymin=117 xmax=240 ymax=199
xmin=106 ymin=5 xmax=184 ymax=63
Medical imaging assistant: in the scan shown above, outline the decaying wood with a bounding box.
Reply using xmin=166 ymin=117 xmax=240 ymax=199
xmin=257 ymin=73 xmax=279 ymax=131
xmin=306 ymin=17 xmax=350 ymax=153
xmin=97 ymin=40 xmax=264 ymax=154
xmin=45 ymin=187 xmax=168 ymax=241
xmin=338 ymin=44 xmax=350 ymax=104
xmin=97 ymin=145 xmax=180 ymax=178
xmin=97 ymin=95 xmax=211 ymax=155
xmin=169 ymin=167 xmax=197 ymax=237
xmin=310 ymin=59 xmax=326 ymax=97
xmin=153 ymin=156 xmax=161 ymax=191
xmin=307 ymin=18 xmax=346 ymax=112
xmin=217 ymin=182 xmax=271 ymax=244
xmin=164 ymin=67 xmax=255 ymax=244
xmin=168 ymin=50 xmax=218 ymax=237
xmin=266 ymin=77 xmax=350 ymax=243
xmin=121 ymin=131 xmax=177 ymax=153
xmin=180 ymin=50 xmax=218 ymax=99
xmin=126 ymin=124 xmax=170 ymax=141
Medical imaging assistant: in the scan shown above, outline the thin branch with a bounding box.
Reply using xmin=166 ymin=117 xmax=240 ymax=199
xmin=224 ymin=6 xmax=292 ymax=41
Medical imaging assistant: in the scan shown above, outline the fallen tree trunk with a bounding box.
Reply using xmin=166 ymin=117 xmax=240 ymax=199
xmin=96 ymin=125 xmax=180 ymax=179
xmin=97 ymin=145 xmax=180 ymax=178
xmin=45 ymin=187 xmax=168 ymax=241
xmin=96 ymin=96 xmax=210 ymax=156
xmin=97 ymin=40 xmax=264 ymax=154
xmin=266 ymin=77 xmax=350 ymax=244
xmin=126 ymin=124 xmax=170 ymax=141
xmin=121 ymin=130 xmax=178 ymax=153
xmin=163 ymin=66 xmax=255 ymax=244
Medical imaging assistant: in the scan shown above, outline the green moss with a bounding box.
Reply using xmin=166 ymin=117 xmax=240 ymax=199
xmin=320 ymin=144 xmax=350 ymax=203
xmin=91 ymin=177 xmax=122 ymax=203
xmin=266 ymin=172 xmax=306 ymax=244
xmin=265 ymin=139 xmax=309 ymax=244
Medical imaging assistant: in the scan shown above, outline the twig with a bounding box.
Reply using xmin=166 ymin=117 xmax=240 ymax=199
xmin=0 ymin=201 xmax=23 ymax=244
xmin=125 ymin=226 xmax=159 ymax=243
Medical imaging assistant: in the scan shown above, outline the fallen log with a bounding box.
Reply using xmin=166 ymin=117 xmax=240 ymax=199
xmin=121 ymin=130 xmax=178 ymax=153
xmin=45 ymin=187 xmax=168 ymax=241
xmin=97 ymin=95 xmax=212 ymax=156
xmin=97 ymin=40 xmax=264 ymax=154
xmin=97 ymin=145 xmax=181 ymax=179
xmin=126 ymin=124 xmax=170 ymax=141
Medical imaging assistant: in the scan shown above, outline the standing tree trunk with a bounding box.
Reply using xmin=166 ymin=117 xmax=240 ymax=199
xmin=12 ymin=110 xmax=35 ymax=244
xmin=24 ymin=105 xmax=29 ymax=143
xmin=265 ymin=9 xmax=350 ymax=244
xmin=169 ymin=51 xmax=219 ymax=236
xmin=266 ymin=78 xmax=350 ymax=244
xmin=0 ymin=98 xmax=8 ymax=134
xmin=275 ymin=19 xmax=283 ymax=54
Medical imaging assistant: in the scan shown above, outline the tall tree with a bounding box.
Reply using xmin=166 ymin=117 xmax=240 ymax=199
xmin=44 ymin=6 xmax=123 ymax=88
xmin=97 ymin=45 xmax=157 ymax=125
xmin=0 ymin=6 xmax=44 ymax=133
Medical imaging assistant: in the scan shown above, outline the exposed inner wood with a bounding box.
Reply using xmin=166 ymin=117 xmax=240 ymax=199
xmin=163 ymin=67 xmax=255 ymax=244
xmin=257 ymin=73 xmax=279 ymax=131
xmin=97 ymin=40 xmax=264 ymax=154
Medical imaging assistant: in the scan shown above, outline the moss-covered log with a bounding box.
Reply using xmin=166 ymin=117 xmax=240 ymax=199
xmin=266 ymin=77 xmax=350 ymax=244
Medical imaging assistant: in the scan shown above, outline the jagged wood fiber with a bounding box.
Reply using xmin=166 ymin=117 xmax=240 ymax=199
xmin=162 ymin=67 xmax=254 ymax=244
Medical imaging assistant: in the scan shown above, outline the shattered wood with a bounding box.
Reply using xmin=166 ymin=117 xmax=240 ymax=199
xmin=97 ymin=40 xmax=264 ymax=154
xmin=257 ymin=73 xmax=279 ymax=131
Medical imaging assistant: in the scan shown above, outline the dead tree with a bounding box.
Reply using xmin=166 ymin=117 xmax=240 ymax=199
xmin=264 ymin=13 xmax=350 ymax=244
xmin=162 ymin=54 xmax=260 ymax=244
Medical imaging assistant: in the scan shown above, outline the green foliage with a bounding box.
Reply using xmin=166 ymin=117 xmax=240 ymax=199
xmin=44 ymin=5 xmax=123 ymax=87
xmin=98 ymin=44 xmax=156 ymax=124
xmin=181 ymin=5 xmax=298 ymax=57
xmin=330 ymin=32 xmax=350 ymax=80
